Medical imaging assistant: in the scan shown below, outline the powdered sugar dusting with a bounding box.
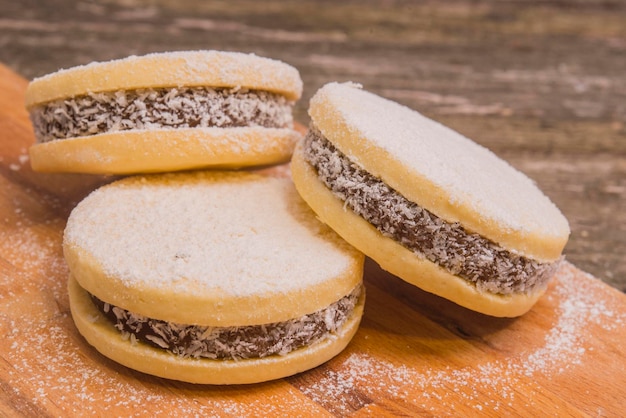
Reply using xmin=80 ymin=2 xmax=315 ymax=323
xmin=64 ymin=171 xmax=354 ymax=297
xmin=2 ymin=214 xmax=623 ymax=416
xmin=1 ymin=196 xmax=322 ymax=415
xmin=27 ymin=50 xmax=303 ymax=106
xmin=2 ymin=312 xmax=326 ymax=417
xmin=0 ymin=186 xmax=68 ymax=302
xmin=312 ymin=82 xmax=570 ymax=238
xmin=297 ymin=263 xmax=624 ymax=415
xmin=2 ymin=173 xmax=622 ymax=415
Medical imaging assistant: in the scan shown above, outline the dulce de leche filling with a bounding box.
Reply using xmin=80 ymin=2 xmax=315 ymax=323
xmin=30 ymin=87 xmax=294 ymax=143
xmin=90 ymin=284 xmax=362 ymax=360
xmin=303 ymin=126 xmax=560 ymax=295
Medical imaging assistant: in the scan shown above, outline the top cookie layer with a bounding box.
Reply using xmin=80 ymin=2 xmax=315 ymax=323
xmin=308 ymin=82 xmax=569 ymax=261
xmin=63 ymin=170 xmax=363 ymax=326
xmin=25 ymin=50 xmax=303 ymax=106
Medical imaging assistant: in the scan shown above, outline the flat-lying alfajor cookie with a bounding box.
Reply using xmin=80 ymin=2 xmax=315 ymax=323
xmin=65 ymin=170 xmax=364 ymax=384
xmin=291 ymin=82 xmax=570 ymax=317
xmin=26 ymin=50 xmax=303 ymax=174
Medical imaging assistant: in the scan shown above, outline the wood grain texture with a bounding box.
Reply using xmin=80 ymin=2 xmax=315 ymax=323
xmin=1 ymin=64 xmax=625 ymax=417
xmin=0 ymin=0 xmax=623 ymax=292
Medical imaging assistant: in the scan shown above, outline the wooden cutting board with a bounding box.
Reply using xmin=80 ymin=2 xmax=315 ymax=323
xmin=1 ymin=63 xmax=624 ymax=417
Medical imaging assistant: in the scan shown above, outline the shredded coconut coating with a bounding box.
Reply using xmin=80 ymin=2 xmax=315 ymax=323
xmin=30 ymin=87 xmax=294 ymax=143
xmin=303 ymin=127 xmax=560 ymax=295
xmin=91 ymin=285 xmax=362 ymax=361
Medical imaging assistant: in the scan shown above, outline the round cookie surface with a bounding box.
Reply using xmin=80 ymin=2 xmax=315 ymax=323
xmin=65 ymin=170 xmax=364 ymax=383
xmin=26 ymin=51 xmax=303 ymax=174
xmin=307 ymin=82 xmax=569 ymax=261
xmin=25 ymin=50 xmax=303 ymax=106
xmin=292 ymin=82 xmax=570 ymax=317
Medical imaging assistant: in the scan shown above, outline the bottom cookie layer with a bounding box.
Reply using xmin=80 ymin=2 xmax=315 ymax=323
xmin=90 ymin=284 xmax=362 ymax=360
xmin=68 ymin=276 xmax=365 ymax=384
xmin=29 ymin=127 xmax=300 ymax=174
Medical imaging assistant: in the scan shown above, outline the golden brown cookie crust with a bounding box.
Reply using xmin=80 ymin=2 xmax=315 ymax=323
xmin=29 ymin=127 xmax=300 ymax=174
xmin=25 ymin=50 xmax=303 ymax=106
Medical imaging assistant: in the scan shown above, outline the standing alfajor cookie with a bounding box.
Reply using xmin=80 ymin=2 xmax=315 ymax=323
xmin=65 ymin=170 xmax=364 ymax=384
xmin=26 ymin=50 xmax=303 ymax=174
xmin=291 ymin=82 xmax=570 ymax=317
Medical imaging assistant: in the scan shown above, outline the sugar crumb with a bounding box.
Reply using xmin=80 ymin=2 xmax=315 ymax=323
xmin=297 ymin=263 xmax=624 ymax=414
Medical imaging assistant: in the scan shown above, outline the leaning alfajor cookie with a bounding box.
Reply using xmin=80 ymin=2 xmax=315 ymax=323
xmin=65 ymin=170 xmax=364 ymax=384
xmin=291 ymin=82 xmax=570 ymax=317
xmin=26 ymin=50 xmax=303 ymax=174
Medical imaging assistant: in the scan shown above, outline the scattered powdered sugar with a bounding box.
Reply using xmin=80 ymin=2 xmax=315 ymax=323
xmin=311 ymin=82 xmax=570 ymax=238
xmin=5 ymin=147 xmax=30 ymax=171
xmin=1 ymin=169 xmax=620 ymax=415
xmin=0 ymin=203 xmax=68 ymax=302
xmin=2 ymin=312 xmax=326 ymax=417
xmin=297 ymin=263 xmax=624 ymax=415
xmin=2 ymin=213 xmax=622 ymax=417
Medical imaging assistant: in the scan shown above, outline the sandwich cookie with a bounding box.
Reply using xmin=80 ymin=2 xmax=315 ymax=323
xmin=26 ymin=50 xmax=303 ymax=174
xmin=65 ymin=170 xmax=364 ymax=384
xmin=291 ymin=82 xmax=570 ymax=317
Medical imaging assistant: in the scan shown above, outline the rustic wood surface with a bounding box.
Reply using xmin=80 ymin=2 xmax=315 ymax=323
xmin=0 ymin=1 xmax=625 ymax=416
xmin=0 ymin=63 xmax=625 ymax=416
xmin=0 ymin=0 xmax=624 ymax=292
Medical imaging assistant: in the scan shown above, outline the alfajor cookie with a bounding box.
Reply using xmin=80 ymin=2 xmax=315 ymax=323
xmin=26 ymin=50 xmax=303 ymax=174
xmin=291 ymin=82 xmax=570 ymax=317
xmin=65 ymin=170 xmax=364 ymax=384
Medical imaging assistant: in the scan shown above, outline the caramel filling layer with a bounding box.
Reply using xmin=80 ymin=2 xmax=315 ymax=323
xmin=303 ymin=126 xmax=560 ymax=295
xmin=90 ymin=284 xmax=362 ymax=360
xmin=30 ymin=87 xmax=294 ymax=143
